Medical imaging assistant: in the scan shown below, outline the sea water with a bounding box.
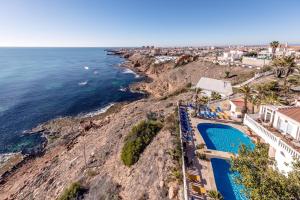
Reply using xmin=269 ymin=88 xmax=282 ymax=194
xmin=0 ymin=47 xmax=143 ymax=153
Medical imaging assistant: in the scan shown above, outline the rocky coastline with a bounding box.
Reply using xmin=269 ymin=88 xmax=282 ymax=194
xmin=0 ymin=48 xmax=256 ymax=200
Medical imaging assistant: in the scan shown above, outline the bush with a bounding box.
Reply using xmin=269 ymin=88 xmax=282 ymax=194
xmin=121 ymin=120 xmax=163 ymax=166
xmin=211 ymin=91 xmax=222 ymax=100
xmin=197 ymin=152 xmax=207 ymax=160
xmin=196 ymin=143 xmax=205 ymax=149
xmin=191 ymin=111 xmax=197 ymax=117
xmin=259 ymin=65 xmax=272 ymax=73
xmin=58 ymin=182 xmax=85 ymax=200
xmin=224 ymin=71 xmax=230 ymax=78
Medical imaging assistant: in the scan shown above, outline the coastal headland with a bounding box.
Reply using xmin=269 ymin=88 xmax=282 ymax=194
xmin=0 ymin=48 xmax=257 ymax=200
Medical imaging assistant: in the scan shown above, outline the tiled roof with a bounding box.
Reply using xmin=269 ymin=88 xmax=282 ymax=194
xmin=230 ymin=98 xmax=252 ymax=109
xmin=278 ymin=107 xmax=300 ymax=124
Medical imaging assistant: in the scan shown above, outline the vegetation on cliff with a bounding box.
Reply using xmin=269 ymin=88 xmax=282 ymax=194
xmin=58 ymin=182 xmax=86 ymax=200
xmin=121 ymin=120 xmax=163 ymax=166
xmin=231 ymin=143 xmax=300 ymax=200
xmin=165 ymin=108 xmax=183 ymax=182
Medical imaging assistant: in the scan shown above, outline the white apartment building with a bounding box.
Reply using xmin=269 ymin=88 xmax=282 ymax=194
xmin=244 ymin=105 xmax=300 ymax=174
xmin=218 ymin=50 xmax=245 ymax=62
xmin=195 ymin=77 xmax=233 ymax=97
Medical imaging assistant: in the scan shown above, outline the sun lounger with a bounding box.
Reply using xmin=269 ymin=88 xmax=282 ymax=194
xmin=217 ymin=113 xmax=224 ymax=119
xmin=192 ymin=184 xmax=206 ymax=195
xmin=212 ymin=112 xmax=217 ymax=118
xmin=188 ymin=174 xmax=201 ymax=182
xmin=223 ymin=114 xmax=229 ymax=120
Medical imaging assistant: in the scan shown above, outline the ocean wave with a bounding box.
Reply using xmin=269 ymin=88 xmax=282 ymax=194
xmin=78 ymin=81 xmax=88 ymax=86
xmin=129 ymin=88 xmax=146 ymax=94
xmin=119 ymin=87 xmax=128 ymax=92
xmin=82 ymin=103 xmax=115 ymax=118
xmin=122 ymin=68 xmax=140 ymax=78
xmin=84 ymin=66 xmax=89 ymax=70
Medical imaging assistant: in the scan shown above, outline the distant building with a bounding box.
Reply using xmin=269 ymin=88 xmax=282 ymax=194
xmin=195 ymin=77 xmax=233 ymax=97
xmin=154 ymin=56 xmax=177 ymax=64
xmin=244 ymin=106 xmax=300 ymax=173
xmin=219 ymin=50 xmax=245 ymax=63
xmin=242 ymin=56 xmax=271 ymax=67
xmin=150 ymin=48 xmax=161 ymax=56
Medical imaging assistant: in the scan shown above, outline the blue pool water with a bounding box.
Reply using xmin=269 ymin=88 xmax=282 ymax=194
xmin=0 ymin=48 xmax=144 ymax=153
xmin=197 ymin=123 xmax=254 ymax=200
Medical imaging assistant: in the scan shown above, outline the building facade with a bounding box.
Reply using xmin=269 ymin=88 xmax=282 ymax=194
xmin=244 ymin=105 xmax=300 ymax=174
xmin=242 ymin=56 xmax=271 ymax=67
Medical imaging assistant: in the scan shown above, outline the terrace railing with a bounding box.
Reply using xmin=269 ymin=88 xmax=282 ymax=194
xmin=244 ymin=114 xmax=300 ymax=160
xmin=244 ymin=114 xmax=280 ymax=147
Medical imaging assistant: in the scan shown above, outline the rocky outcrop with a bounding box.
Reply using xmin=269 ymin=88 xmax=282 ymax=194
xmin=0 ymin=50 xmax=256 ymax=200
xmin=126 ymin=53 xmax=255 ymax=98
xmin=0 ymin=93 xmax=191 ymax=200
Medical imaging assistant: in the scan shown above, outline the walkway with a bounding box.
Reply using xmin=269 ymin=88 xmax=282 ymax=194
xmin=196 ymin=149 xmax=235 ymax=161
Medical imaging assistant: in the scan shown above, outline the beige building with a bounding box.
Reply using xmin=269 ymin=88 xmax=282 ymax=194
xmin=242 ymin=56 xmax=271 ymax=67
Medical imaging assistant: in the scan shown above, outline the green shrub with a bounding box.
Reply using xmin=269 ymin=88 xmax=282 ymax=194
xmin=211 ymin=91 xmax=222 ymax=100
xmin=197 ymin=152 xmax=207 ymax=160
xmin=58 ymin=182 xmax=85 ymax=200
xmin=196 ymin=143 xmax=205 ymax=149
xmin=121 ymin=120 xmax=163 ymax=166
xmin=86 ymin=169 xmax=98 ymax=177
xmin=171 ymin=167 xmax=183 ymax=181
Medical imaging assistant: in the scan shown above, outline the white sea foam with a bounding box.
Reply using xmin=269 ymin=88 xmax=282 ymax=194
xmin=84 ymin=66 xmax=89 ymax=70
xmin=129 ymin=88 xmax=146 ymax=94
xmin=119 ymin=87 xmax=127 ymax=92
xmin=93 ymin=70 xmax=99 ymax=74
xmin=122 ymin=68 xmax=140 ymax=78
xmin=78 ymin=81 xmax=88 ymax=86
xmin=83 ymin=103 xmax=115 ymax=118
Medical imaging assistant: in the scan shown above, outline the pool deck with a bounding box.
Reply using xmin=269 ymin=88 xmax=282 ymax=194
xmin=186 ymin=107 xmax=249 ymax=199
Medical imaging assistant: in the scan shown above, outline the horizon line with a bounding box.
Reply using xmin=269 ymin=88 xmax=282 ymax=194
xmin=0 ymin=43 xmax=300 ymax=48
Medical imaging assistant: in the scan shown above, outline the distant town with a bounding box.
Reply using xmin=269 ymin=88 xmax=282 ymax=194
xmin=111 ymin=43 xmax=300 ymax=68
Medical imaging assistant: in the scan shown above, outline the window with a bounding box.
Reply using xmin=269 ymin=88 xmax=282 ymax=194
xmin=277 ymin=118 xmax=287 ymax=133
xmin=286 ymin=122 xmax=295 ymax=136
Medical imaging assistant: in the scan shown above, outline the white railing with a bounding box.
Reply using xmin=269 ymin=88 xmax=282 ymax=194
xmin=244 ymin=114 xmax=300 ymax=160
xmin=278 ymin=140 xmax=300 ymax=160
xmin=233 ymin=70 xmax=274 ymax=88
xmin=244 ymin=114 xmax=280 ymax=148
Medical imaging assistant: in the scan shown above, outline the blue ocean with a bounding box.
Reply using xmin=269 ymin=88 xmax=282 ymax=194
xmin=0 ymin=48 xmax=143 ymax=153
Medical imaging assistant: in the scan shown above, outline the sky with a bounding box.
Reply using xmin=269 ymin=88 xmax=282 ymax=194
xmin=0 ymin=0 xmax=300 ymax=47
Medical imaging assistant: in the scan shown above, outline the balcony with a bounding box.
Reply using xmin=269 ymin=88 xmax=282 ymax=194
xmin=244 ymin=114 xmax=300 ymax=160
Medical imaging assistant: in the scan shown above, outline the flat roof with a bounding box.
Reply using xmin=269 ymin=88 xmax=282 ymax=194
xmin=196 ymin=77 xmax=233 ymax=96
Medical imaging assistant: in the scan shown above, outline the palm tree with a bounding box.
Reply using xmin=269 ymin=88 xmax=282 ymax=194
xmin=254 ymin=84 xmax=267 ymax=105
xmin=194 ymin=88 xmax=202 ymax=112
xmin=272 ymin=57 xmax=285 ymax=78
xmin=239 ymin=85 xmax=252 ymax=115
xmin=224 ymin=71 xmax=230 ymax=78
xmin=262 ymin=92 xmax=281 ymax=105
xmin=207 ymin=190 xmax=224 ymax=200
xmin=249 ymin=95 xmax=259 ymax=114
xmin=282 ymin=55 xmax=296 ymax=90
xmin=270 ymin=41 xmax=279 ymax=59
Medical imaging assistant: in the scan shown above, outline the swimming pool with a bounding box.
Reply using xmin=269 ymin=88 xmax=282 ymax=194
xmin=197 ymin=123 xmax=254 ymax=200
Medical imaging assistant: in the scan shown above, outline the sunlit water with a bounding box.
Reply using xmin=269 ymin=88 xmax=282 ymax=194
xmin=0 ymin=48 xmax=144 ymax=153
